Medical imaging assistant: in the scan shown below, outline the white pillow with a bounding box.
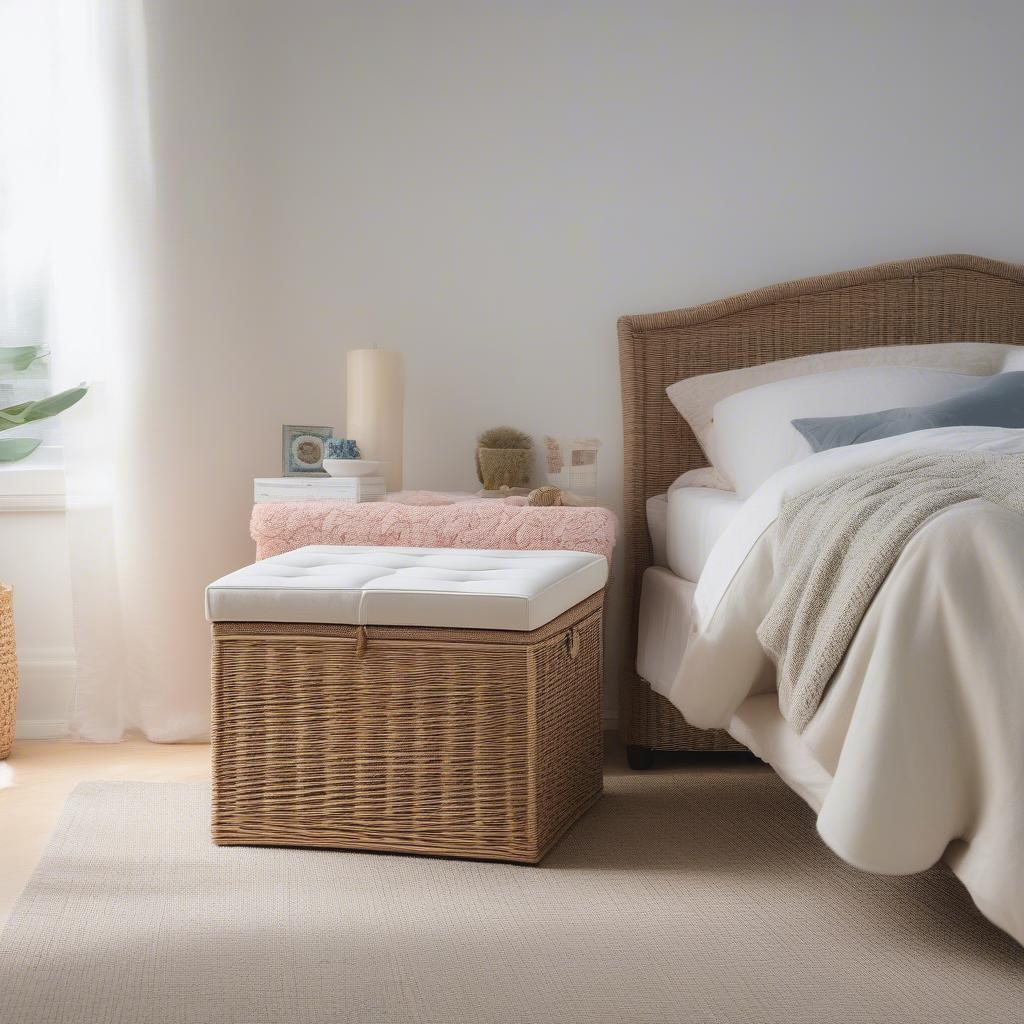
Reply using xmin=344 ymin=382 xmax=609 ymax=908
xmin=1002 ymin=347 xmax=1024 ymax=372
xmin=666 ymin=342 xmax=1014 ymax=460
xmin=668 ymin=466 xmax=733 ymax=493
xmin=712 ymin=366 xmax=989 ymax=498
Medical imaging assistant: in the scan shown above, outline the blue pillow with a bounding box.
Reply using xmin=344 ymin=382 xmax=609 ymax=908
xmin=793 ymin=371 xmax=1024 ymax=453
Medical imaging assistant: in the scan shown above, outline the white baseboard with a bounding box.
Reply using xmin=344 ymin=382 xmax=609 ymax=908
xmin=14 ymin=647 xmax=76 ymax=740
xmin=14 ymin=719 xmax=70 ymax=740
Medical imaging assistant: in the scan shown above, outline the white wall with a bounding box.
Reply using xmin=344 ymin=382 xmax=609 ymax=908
xmin=80 ymin=0 xmax=1024 ymax=723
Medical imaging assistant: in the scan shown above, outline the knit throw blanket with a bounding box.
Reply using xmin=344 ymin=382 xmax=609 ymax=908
xmin=758 ymin=451 xmax=1024 ymax=732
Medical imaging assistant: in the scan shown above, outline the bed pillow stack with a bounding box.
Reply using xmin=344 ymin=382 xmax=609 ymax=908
xmin=794 ymin=371 xmax=1024 ymax=453
xmin=710 ymin=366 xmax=992 ymax=496
xmin=666 ymin=343 xmax=1020 ymax=498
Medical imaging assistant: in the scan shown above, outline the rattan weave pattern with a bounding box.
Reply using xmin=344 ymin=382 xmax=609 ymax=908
xmin=618 ymin=254 xmax=1024 ymax=753
xmin=0 ymin=584 xmax=16 ymax=760
xmin=211 ymin=592 xmax=604 ymax=863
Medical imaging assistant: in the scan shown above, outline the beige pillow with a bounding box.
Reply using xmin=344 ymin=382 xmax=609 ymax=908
xmin=668 ymin=466 xmax=733 ymax=492
xmin=666 ymin=342 xmax=1016 ymax=460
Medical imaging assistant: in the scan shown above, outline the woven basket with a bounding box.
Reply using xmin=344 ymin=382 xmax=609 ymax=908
xmin=211 ymin=591 xmax=604 ymax=863
xmin=0 ymin=584 xmax=17 ymax=760
xmin=475 ymin=446 xmax=531 ymax=490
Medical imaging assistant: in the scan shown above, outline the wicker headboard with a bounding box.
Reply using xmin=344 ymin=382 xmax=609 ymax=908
xmin=618 ymin=253 xmax=1024 ymax=754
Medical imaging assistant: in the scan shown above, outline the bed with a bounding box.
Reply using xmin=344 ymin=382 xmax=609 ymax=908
xmin=618 ymin=253 xmax=1024 ymax=942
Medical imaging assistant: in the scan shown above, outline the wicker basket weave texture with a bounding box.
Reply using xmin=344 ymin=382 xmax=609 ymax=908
xmin=618 ymin=255 xmax=1024 ymax=753
xmin=0 ymin=584 xmax=17 ymax=760
xmin=211 ymin=592 xmax=604 ymax=863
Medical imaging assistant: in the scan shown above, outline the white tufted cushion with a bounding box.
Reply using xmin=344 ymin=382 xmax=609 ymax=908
xmin=205 ymin=546 xmax=608 ymax=631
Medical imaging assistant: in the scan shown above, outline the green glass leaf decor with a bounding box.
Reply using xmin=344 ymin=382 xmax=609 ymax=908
xmin=0 ymin=384 xmax=87 ymax=433
xmin=0 ymin=346 xmax=46 ymax=374
xmin=0 ymin=350 xmax=86 ymax=461
xmin=0 ymin=438 xmax=43 ymax=462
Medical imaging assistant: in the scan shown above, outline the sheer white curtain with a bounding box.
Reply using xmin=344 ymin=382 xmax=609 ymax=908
xmin=11 ymin=0 xmax=210 ymax=741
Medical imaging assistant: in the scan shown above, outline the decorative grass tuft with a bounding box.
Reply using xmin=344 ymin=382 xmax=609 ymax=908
xmin=477 ymin=426 xmax=533 ymax=451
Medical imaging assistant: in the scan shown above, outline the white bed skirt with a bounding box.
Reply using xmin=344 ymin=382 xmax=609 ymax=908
xmin=636 ymin=567 xmax=694 ymax=697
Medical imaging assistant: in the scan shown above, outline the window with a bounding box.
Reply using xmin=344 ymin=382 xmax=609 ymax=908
xmin=0 ymin=0 xmax=61 ymax=452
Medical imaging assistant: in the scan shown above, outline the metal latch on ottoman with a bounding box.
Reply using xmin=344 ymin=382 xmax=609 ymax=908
xmin=205 ymin=545 xmax=608 ymax=863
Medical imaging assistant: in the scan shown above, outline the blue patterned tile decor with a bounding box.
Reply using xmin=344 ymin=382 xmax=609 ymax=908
xmin=326 ymin=437 xmax=361 ymax=460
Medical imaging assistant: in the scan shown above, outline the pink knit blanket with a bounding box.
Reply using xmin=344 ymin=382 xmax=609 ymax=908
xmin=250 ymin=499 xmax=618 ymax=563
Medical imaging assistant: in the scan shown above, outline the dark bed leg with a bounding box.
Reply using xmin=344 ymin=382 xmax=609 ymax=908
xmin=626 ymin=744 xmax=655 ymax=770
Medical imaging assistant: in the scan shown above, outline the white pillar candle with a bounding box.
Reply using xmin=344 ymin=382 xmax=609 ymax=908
xmin=346 ymin=348 xmax=404 ymax=492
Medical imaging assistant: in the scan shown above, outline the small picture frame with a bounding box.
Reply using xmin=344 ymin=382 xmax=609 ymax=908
xmin=282 ymin=424 xmax=333 ymax=476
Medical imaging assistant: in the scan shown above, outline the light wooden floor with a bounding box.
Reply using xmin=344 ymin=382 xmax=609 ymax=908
xmin=0 ymin=740 xmax=211 ymax=929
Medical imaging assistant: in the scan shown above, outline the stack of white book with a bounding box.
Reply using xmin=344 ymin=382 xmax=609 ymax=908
xmin=254 ymin=476 xmax=386 ymax=504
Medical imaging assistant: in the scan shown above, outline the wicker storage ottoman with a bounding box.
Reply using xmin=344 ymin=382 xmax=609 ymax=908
xmin=206 ymin=545 xmax=608 ymax=863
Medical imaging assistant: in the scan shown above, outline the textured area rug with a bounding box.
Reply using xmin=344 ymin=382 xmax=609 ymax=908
xmin=1 ymin=770 xmax=1021 ymax=1023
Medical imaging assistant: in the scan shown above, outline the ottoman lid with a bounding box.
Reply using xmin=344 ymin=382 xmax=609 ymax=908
xmin=206 ymin=546 xmax=608 ymax=631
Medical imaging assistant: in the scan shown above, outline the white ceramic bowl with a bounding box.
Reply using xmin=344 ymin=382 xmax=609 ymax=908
xmin=322 ymin=459 xmax=386 ymax=478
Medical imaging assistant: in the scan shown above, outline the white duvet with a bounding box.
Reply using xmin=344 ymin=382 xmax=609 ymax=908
xmin=671 ymin=426 xmax=1024 ymax=946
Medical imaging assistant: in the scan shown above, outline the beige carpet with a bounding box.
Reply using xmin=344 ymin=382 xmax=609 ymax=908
xmin=0 ymin=768 xmax=1021 ymax=1024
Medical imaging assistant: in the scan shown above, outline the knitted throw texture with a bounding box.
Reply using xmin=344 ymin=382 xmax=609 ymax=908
xmin=758 ymin=451 xmax=1024 ymax=732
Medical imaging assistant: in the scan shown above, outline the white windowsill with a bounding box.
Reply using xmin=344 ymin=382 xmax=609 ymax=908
xmin=0 ymin=446 xmax=66 ymax=512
